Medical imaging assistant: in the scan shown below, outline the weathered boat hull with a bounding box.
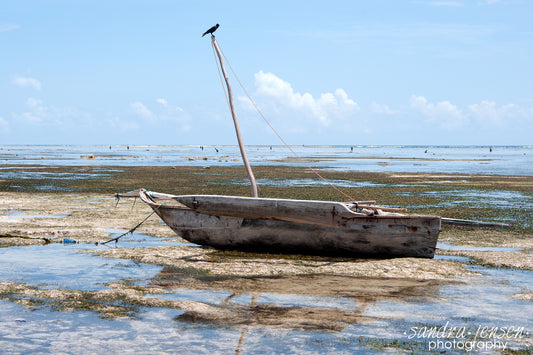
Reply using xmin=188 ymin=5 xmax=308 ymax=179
xmin=143 ymin=197 xmax=440 ymax=259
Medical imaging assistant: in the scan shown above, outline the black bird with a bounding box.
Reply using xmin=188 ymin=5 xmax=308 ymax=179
xmin=202 ymin=23 xmax=219 ymax=37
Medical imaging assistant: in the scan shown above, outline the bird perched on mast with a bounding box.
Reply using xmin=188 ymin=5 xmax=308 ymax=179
xmin=202 ymin=23 xmax=219 ymax=37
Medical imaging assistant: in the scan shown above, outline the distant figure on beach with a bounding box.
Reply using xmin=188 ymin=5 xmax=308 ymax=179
xmin=200 ymin=146 xmax=204 ymax=151
xmin=202 ymin=24 xmax=219 ymax=37
xmin=350 ymin=147 xmax=353 ymax=153
xmin=215 ymin=147 xmax=219 ymax=153
xmin=490 ymin=147 xmax=493 ymax=152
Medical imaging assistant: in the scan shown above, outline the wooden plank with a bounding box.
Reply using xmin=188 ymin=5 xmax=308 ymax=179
xmin=175 ymin=194 xmax=369 ymax=227
xmin=441 ymin=218 xmax=510 ymax=229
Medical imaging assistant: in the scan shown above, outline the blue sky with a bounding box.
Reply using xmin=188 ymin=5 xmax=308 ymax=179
xmin=1 ymin=0 xmax=532 ymax=146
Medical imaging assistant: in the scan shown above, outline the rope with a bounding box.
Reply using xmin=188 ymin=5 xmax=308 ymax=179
xmin=212 ymin=37 xmax=357 ymax=202
xmin=101 ymin=199 xmax=161 ymax=245
xmin=211 ymin=41 xmax=231 ymax=109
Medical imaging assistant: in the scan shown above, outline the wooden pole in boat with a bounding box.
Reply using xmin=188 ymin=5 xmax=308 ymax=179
xmin=212 ymin=36 xmax=258 ymax=198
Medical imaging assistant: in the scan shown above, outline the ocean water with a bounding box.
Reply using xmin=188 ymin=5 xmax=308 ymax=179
xmin=1 ymin=145 xmax=532 ymax=175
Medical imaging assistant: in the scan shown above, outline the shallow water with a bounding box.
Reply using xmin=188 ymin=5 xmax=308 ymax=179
xmin=0 ymin=243 xmax=162 ymax=291
xmin=6 ymin=211 xmax=71 ymax=219
xmin=438 ymin=242 xmax=526 ymax=252
xmin=215 ymin=177 xmax=390 ymax=188
xmin=0 ymin=230 xmax=190 ymax=291
xmin=1 ymin=145 xmax=532 ymax=175
xmin=0 ymin=238 xmax=531 ymax=353
xmin=0 ymin=170 xmax=112 ymax=180
xmin=409 ymin=189 xmax=533 ymax=209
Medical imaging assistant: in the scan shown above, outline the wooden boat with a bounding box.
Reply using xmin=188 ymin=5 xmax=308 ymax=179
xmin=124 ymin=189 xmax=441 ymax=258
xmin=116 ymin=35 xmax=506 ymax=258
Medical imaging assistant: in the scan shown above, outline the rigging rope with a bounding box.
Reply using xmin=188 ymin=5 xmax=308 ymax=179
xmin=211 ymin=38 xmax=356 ymax=202
xmin=211 ymin=41 xmax=263 ymax=198
xmin=211 ymin=42 xmax=230 ymax=109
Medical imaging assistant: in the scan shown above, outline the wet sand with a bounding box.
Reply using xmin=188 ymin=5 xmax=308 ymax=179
xmin=1 ymin=190 xmax=479 ymax=279
xmin=1 ymin=165 xmax=532 ymax=352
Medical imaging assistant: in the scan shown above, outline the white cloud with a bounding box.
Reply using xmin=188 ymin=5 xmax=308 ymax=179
xmin=130 ymin=99 xmax=189 ymax=133
xmin=0 ymin=116 xmax=9 ymax=132
xmin=22 ymin=98 xmax=47 ymax=122
xmin=467 ymin=100 xmax=532 ymax=127
xmin=156 ymin=98 xmax=184 ymax=112
xmin=408 ymin=95 xmax=533 ymax=132
xmin=26 ymin=97 xmax=42 ymax=108
xmin=250 ymin=71 xmax=359 ymax=127
xmin=468 ymin=100 xmax=514 ymax=125
xmin=371 ymin=102 xmax=398 ymax=115
xmin=131 ymin=101 xmax=154 ymax=119
xmin=0 ymin=23 xmax=20 ymax=32
xmin=109 ymin=116 xmax=140 ymax=132
xmin=410 ymin=95 xmax=464 ymax=129
xmin=12 ymin=76 xmax=42 ymax=90
xmin=413 ymin=1 xmax=464 ymax=6
xmin=14 ymin=97 xmax=90 ymax=126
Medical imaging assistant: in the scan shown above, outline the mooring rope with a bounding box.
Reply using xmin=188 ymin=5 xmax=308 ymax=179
xmin=211 ymin=37 xmax=357 ymax=202
xmin=102 ymin=199 xmax=162 ymax=245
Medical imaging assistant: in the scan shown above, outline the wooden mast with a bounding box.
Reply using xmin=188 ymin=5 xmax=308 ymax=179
xmin=212 ymin=36 xmax=258 ymax=198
